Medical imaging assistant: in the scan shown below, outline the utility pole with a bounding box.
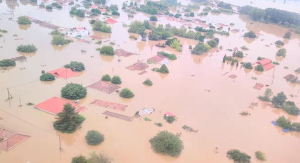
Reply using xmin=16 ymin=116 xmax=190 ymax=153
xmin=59 ymin=135 xmax=62 ymax=150
xmin=19 ymin=98 xmax=22 ymax=106
xmin=7 ymin=88 xmax=13 ymax=99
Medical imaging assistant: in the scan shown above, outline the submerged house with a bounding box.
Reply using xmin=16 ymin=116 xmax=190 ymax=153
xmin=255 ymin=58 xmax=275 ymax=71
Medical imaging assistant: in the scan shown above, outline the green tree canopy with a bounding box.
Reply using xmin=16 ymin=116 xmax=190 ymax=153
xmin=51 ymin=35 xmax=71 ymax=45
xmin=192 ymin=43 xmax=210 ymax=55
xmin=72 ymin=156 xmax=88 ymax=163
xmin=111 ymin=76 xmax=122 ymax=84
xmin=255 ymin=65 xmax=264 ymax=72
xmin=128 ymin=21 xmax=145 ymax=34
xmin=272 ymin=92 xmax=287 ymax=108
xmin=17 ymin=16 xmax=31 ymax=25
xmin=40 ymin=73 xmax=55 ymax=81
xmin=159 ymin=64 xmax=169 ymax=74
xmin=53 ymin=104 xmax=85 ymax=133
xmin=64 ymin=61 xmax=85 ymax=72
xmin=276 ymin=48 xmax=286 ymax=57
xmin=100 ymin=46 xmax=114 ymax=56
xmin=85 ymin=130 xmax=104 ymax=146
xmin=61 ymin=83 xmax=87 ymax=100
xmin=149 ymin=131 xmax=184 ymax=157
xmin=17 ymin=44 xmax=37 ymax=53
xmin=101 ymin=74 xmax=111 ymax=81
xmin=92 ymin=21 xmax=112 ymax=33
xmin=227 ymin=149 xmax=251 ymax=163
xmin=119 ymin=88 xmax=134 ymax=98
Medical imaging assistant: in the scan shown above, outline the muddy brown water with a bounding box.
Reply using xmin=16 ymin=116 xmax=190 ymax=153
xmin=0 ymin=0 xmax=300 ymax=163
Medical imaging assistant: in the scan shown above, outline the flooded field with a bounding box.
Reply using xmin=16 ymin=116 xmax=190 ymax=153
xmin=0 ymin=0 xmax=300 ymax=163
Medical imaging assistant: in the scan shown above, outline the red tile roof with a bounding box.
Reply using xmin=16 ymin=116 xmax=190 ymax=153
xmin=257 ymin=58 xmax=272 ymax=66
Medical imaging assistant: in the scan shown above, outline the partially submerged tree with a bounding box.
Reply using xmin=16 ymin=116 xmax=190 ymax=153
xmin=283 ymin=101 xmax=300 ymax=116
xmin=88 ymin=152 xmax=112 ymax=163
xmin=17 ymin=44 xmax=37 ymax=53
xmin=159 ymin=64 xmax=169 ymax=74
xmin=150 ymin=16 xmax=158 ymax=21
xmin=192 ymin=43 xmax=210 ymax=55
xmin=149 ymin=131 xmax=184 ymax=157
xmin=227 ymin=149 xmax=251 ymax=163
xmin=128 ymin=21 xmax=145 ymax=34
xmin=143 ymin=79 xmax=153 ymax=86
xmin=111 ymin=76 xmax=122 ymax=84
xmin=255 ymin=65 xmax=264 ymax=72
xmin=283 ymin=31 xmax=291 ymax=39
xmin=100 ymin=46 xmax=114 ymax=55
xmin=243 ymin=31 xmax=256 ymax=38
xmin=64 ymin=61 xmax=85 ymax=72
xmin=85 ymin=130 xmax=104 ymax=146
xmin=207 ymin=39 xmax=218 ymax=48
xmin=243 ymin=62 xmax=253 ymax=69
xmin=51 ymin=35 xmax=72 ymax=45
xmin=53 ymin=104 xmax=85 ymax=133
xmin=119 ymin=88 xmax=134 ymax=98
xmin=17 ymin=16 xmax=31 ymax=25
xmin=236 ymin=51 xmax=243 ymax=58
xmin=271 ymin=92 xmax=287 ymax=108
xmin=255 ymin=151 xmax=266 ymax=161
xmin=101 ymin=74 xmax=111 ymax=81
xmin=275 ymin=40 xmax=284 ymax=46
xmin=258 ymin=88 xmax=273 ymax=101
xmin=276 ymin=48 xmax=286 ymax=57
xmin=71 ymin=155 xmax=88 ymax=163
xmin=40 ymin=73 xmax=55 ymax=81
xmin=61 ymin=83 xmax=87 ymax=100
xmin=92 ymin=21 xmax=112 ymax=33
xmin=0 ymin=59 xmax=16 ymax=67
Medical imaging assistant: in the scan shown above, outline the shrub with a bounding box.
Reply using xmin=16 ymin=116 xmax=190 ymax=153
xmin=17 ymin=16 xmax=31 ymax=25
xmin=164 ymin=116 xmax=176 ymax=123
xmin=17 ymin=44 xmax=37 ymax=53
xmin=40 ymin=73 xmax=55 ymax=81
xmin=207 ymin=39 xmax=218 ymax=48
xmin=0 ymin=59 xmax=16 ymax=67
xmin=101 ymin=74 xmax=111 ymax=81
xmin=255 ymin=151 xmax=266 ymax=161
xmin=112 ymin=10 xmax=120 ymax=16
xmin=64 ymin=61 xmax=85 ymax=72
xmin=159 ymin=64 xmax=169 ymax=74
xmin=192 ymin=43 xmax=210 ymax=55
xmin=150 ymin=16 xmax=157 ymax=21
xmin=283 ymin=101 xmax=300 ymax=116
xmin=276 ymin=116 xmax=292 ymax=129
xmin=88 ymin=152 xmax=112 ymax=163
xmin=92 ymin=21 xmax=112 ymax=33
xmin=46 ymin=5 xmax=53 ymax=10
xmin=85 ymin=130 xmax=104 ymax=146
xmin=255 ymin=65 xmax=264 ymax=72
xmin=100 ymin=46 xmax=114 ymax=56
xmin=243 ymin=62 xmax=253 ymax=69
xmin=70 ymin=7 xmax=85 ymax=17
xmin=143 ymin=79 xmax=153 ymax=86
xmin=236 ymin=51 xmax=243 ymax=58
xmin=53 ymin=104 xmax=85 ymax=133
xmin=144 ymin=117 xmax=152 ymax=121
xmin=283 ymin=31 xmax=291 ymax=39
xmin=111 ymin=76 xmax=122 ymax=84
xmin=61 ymin=83 xmax=87 ymax=100
xmin=272 ymin=92 xmax=287 ymax=108
xmin=227 ymin=149 xmax=251 ymax=163
xmin=244 ymin=31 xmax=256 ymax=38
xmin=275 ymin=40 xmax=284 ymax=46
xmin=51 ymin=35 xmax=71 ymax=45
xmin=119 ymin=88 xmax=134 ymax=98
xmin=154 ymin=123 xmax=162 ymax=127
xmin=72 ymin=156 xmax=88 ymax=163
xmin=149 ymin=131 xmax=184 ymax=157
xmin=276 ymin=48 xmax=286 ymax=57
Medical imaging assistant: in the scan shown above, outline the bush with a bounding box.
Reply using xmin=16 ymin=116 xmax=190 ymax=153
xmin=255 ymin=151 xmax=266 ymax=161
xmin=85 ymin=130 xmax=104 ymax=146
xmin=244 ymin=31 xmax=256 ymax=38
xmin=72 ymin=156 xmax=88 ymax=163
xmin=111 ymin=76 xmax=122 ymax=84
xmin=149 ymin=131 xmax=183 ymax=157
xmin=53 ymin=104 xmax=85 ymax=133
xmin=17 ymin=44 xmax=37 ymax=53
xmin=236 ymin=51 xmax=243 ymax=58
xmin=100 ymin=46 xmax=114 ymax=56
xmin=159 ymin=64 xmax=169 ymax=74
xmin=150 ymin=16 xmax=157 ymax=21
xmin=40 ymin=73 xmax=55 ymax=81
xmin=112 ymin=10 xmax=120 ymax=16
xmin=46 ymin=5 xmax=53 ymax=10
xmin=17 ymin=16 xmax=31 ymax=25
xmin=64 ymin=61 xmax=85 ymax=72
xmin=0 ymin=59 xmax=16 ymax=67
xmin=70 ymin=7 xmax=85 ymax=17
xmin=255 ymin=65 xmax=264 ymax=72
xmin=243 ymin=62 xmax=253 ymax=69
xmin=227 ymin=149 xmax=251 ymax=163
xmin=275 ymin=40 xmax=284 ymax=46
xmin=207 ymin=39 xmax=218 ymax=48
xmin=283 ymin=31 xmax=291 ymax=39
xmin=276 ymin=116 xmax=292 ymax=129
xmin=272 ymin=92 xmax=286 ymax=108
xmin=51 ymin=35 xmax=71 ymax=45
xmin=192 ymin=43 xmax=210 ymax=55
xmin=92 ymin=21 xmax=112 ymax=33
xmin=276 ymin=48 xmax=286 ymax=57
xmin=157 ymin=51 xmax=177 ymax=60
xmin=101 ymin=74 xmax=111 ymax=81
xmin=61 ymin=83 xmax=87 ymax=100
xmin=119 ymin=88 xmax=134 ymax=98
xmin=143 ymin=79 xmax=153 ymax=86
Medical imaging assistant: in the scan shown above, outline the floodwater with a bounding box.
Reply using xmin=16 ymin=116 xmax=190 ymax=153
xmin=0 ymin=0 xmax=300 ymax=163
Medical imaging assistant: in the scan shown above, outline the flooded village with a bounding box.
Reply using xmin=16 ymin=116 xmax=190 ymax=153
xmin=0 ymin=0 xmax=300 ymax=162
